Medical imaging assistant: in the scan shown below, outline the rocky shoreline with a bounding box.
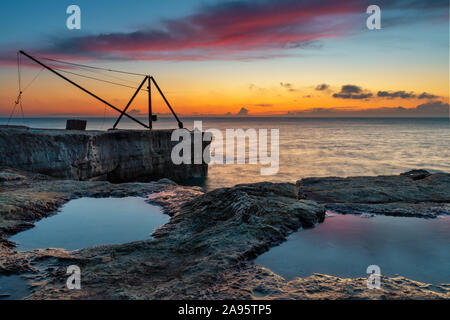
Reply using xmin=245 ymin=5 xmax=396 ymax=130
xmin=0 ymin=168 xmax=449 ymax=299
xmin=298 ymin=169 xmax=450 ymax=218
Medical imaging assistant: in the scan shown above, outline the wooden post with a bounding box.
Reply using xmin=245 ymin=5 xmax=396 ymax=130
xmin=148 ymin=76 xmax=152 ymax=129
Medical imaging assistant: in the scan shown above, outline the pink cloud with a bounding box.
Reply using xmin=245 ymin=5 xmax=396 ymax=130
xmin=0 ymin=0 xmax=447 ymax=64
xmin=0 ymin=0 xmax=363 ymax=65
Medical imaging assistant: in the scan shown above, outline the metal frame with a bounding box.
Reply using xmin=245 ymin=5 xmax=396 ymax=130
xmin=112 ymin=76 xmax=148 ymax=129
xmin=150 ymin=76 xmax=183 ymax=129
xmin=19 ymin=50 xmax=184 ymax=130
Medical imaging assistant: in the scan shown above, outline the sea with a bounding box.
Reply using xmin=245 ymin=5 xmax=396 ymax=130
xmin=1 ymin=117 xmax=449 ymax=191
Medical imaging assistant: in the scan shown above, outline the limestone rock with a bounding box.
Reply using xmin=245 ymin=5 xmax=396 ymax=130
xmin=299 ymin=170 xmax=450 ymax=217
xmin=0 ymin=127 xmax=210 ymax=183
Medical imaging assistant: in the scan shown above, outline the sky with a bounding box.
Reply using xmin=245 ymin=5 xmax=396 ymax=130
xmin=0 ymin=0 xmax=448 ymax=117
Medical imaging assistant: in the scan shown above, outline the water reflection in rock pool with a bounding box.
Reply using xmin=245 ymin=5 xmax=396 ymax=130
xmin=10 ymin=197 xmax=169 ymax=251
xmin=0 ymin=275 xmax=30 ymax=300
xmin=255 ymin=213 xmax=450 ymax=285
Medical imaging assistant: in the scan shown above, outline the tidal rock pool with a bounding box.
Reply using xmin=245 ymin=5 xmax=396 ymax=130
xmin=255 ymin=213 xmax=450 ymax=285
xmin=0 ymin=275 xmax=30 ymax=300
xmin=10 ymin=197 xmax=169 ymax=251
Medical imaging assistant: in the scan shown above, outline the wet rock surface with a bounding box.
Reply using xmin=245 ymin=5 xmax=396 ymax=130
xmin=298 ymin=170 xmax=450 ymax=217
xmin=0 ymin=168 xmax=449 ymax=299
xmin=211 ymin=265 xmax=449 ymax=299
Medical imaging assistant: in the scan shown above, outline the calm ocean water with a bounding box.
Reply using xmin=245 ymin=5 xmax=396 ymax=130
xmin=2 ymin=117 xmax=449 ymax=190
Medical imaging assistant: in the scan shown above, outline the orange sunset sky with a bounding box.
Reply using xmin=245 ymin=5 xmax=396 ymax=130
xmin=0 ymin=0 xmax=448 ymax=117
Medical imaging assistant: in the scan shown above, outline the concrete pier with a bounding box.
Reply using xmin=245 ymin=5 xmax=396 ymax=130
xmin=0 ymin=127 xmax=210 ymax=182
